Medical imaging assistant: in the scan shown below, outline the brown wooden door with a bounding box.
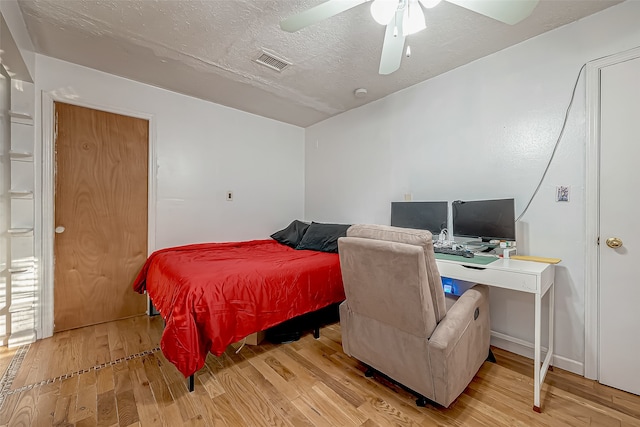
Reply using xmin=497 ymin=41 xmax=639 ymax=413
xmin=54 ymin=102 xmax=148 ymax=332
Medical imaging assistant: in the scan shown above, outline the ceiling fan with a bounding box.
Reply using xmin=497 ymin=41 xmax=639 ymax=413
xmin=280 ymin=0 xmax=539 ymax=75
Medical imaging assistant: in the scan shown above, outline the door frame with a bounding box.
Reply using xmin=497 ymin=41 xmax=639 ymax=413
xmin=584 ymin=45 xmax=640 ymax=380
xmin=38 ymin=92 xmax=157 ymax=339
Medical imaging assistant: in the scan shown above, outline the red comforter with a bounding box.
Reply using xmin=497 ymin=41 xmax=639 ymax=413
xmin=133 ymin=239 xmax=344 ymax=377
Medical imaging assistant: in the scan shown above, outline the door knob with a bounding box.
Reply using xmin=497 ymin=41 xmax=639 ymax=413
xmin=55 ymin=226 xmax=66 ymax=234
xmin=606 ymin=237 xmax=623 ymax=248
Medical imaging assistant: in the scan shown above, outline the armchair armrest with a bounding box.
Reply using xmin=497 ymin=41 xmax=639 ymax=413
xmin=429 ymin=285 xmax=489 ymax=356
xmin=427 ymin=284 xmax=491 ymax=407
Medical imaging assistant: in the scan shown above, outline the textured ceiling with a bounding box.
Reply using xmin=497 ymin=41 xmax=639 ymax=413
xmin=18 ymin=0 xmax=622 ymax=127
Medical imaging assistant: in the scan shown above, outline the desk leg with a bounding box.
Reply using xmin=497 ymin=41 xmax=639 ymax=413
xmin=548 ymin=283 xmax=555 ymax=373
xmin=533 ymin=291 xmax=542 ymax=413
xmin=533 ymin=283 xmax=555 ymax=413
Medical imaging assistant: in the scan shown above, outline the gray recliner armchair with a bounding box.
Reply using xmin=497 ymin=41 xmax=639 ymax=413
xmin=337 ymin=224 xmax=491 ymax=408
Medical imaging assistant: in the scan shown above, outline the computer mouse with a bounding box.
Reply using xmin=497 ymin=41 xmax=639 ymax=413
xmin=463 ymin=251 xmax=474 ymax=258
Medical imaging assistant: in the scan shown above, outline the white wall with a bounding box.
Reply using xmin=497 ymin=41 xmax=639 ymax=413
xmin=304 ymin=1 xmax=640 ymax=373
xmin=35 ymin=55 xmax=305 ymax=250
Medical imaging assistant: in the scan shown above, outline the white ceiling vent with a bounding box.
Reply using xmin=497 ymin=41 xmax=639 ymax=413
xmin=254 ymin=50 xmax=291 ymax=72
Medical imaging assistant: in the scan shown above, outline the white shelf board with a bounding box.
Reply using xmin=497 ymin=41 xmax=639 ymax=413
xmin=8 ymin=302 xmax=35 ymax=313
xmin=9 ymin=256 xmax=36 ymax=264
xmin=7 ymin=228 xmax=34 ymax=237
xmin=9 ymin=111 xmax=34 ymax=125
xmin=9 ymin=151 xmax=33 ymax=162
xmin=9 ymin=190 xmax=33 ymax=199
xmin=8 ymin=329 xmax=36 ymax=348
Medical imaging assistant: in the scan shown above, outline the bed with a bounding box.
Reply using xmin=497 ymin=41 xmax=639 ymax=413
xmin=132 ymin=236 xmax=345 ymax=379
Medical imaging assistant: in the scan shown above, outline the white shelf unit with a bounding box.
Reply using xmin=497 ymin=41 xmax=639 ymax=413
xmin=6 ymin=81 xmax=36 ymax=348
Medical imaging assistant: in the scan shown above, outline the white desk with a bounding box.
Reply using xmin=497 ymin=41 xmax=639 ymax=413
xmin=435 ymin=256 xmax=555 ymax=412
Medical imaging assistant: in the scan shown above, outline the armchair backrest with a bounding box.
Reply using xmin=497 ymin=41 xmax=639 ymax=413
xmin=345 ymin=224 xmax=447 ymax=321
xmin=338 ymin=224 xmax=447 ymax=338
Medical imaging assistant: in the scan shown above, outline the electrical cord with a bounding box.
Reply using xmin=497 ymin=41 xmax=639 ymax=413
xmin=235 ymin=337 xmax=247 ymax=354
xmin=438 ymin=228 xmax=449 ymax=243
xmin=516 ymin=63 xmax=586 ymax=222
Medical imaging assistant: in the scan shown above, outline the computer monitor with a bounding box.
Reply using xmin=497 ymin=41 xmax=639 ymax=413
xmin=390 ymin=201 xmax=448 ymax=234
xmin=452 ymin=198 xmax=516 ymax=242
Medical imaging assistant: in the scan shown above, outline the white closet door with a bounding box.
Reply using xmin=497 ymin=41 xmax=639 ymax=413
xmin=598 ymin=55 xmax=640 ymax=395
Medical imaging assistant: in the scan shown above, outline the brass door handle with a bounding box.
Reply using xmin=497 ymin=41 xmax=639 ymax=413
xmin=606 ymin=237 xmax=623 ymax=248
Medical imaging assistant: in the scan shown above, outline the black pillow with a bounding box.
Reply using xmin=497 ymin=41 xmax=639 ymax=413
xmin=295 ymin=222 xmax=351 ymax=253
xmin=270 ymin=220 xmax=310 ymax=248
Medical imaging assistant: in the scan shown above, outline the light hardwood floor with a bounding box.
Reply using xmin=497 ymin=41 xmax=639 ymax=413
xmin=0 ymin=315 xmax=638 ymax=426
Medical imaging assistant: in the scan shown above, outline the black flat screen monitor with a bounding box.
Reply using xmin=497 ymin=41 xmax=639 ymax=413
xmin=452 ymin=198 xmax=516 ymax=242
xmin=390 ymin=201 xmax=448 ymax=234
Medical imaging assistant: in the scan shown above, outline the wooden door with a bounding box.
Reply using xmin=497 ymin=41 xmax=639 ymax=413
xmin=598 ymin=55 xmax=640 ymax=395
xmin=54 ymin=102 xmax=148 ymax=332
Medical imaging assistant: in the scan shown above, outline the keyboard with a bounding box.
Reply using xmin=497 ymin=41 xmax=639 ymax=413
xmin=433 ymin=247 xmax=474 ymax=258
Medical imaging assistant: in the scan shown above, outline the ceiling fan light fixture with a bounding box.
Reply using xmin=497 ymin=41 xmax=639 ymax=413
xmin=370 ymin=0 xmax=398 ymax=25
xmin=280 ymin=0 xmax=540 ymax=76
xmin=403 ymin=1 xmax=426 ymax=36
xmin=418 ymin=0 xmax=442 ymax=8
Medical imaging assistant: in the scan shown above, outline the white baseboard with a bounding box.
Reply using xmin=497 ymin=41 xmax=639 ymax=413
xmin=491 ymin=331 xmax=583 ymax=376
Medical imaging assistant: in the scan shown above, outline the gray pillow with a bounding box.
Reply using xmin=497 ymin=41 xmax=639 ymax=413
xmin=295 ymin=222 xmax=350 ymax=253
xmin=270 ymin=220 xmax=310 ymax=248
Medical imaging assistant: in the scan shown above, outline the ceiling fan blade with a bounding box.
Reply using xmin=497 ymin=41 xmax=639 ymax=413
xmin=446 ymin=0 xmax=539 ymax=25
xmin=280 ymin=0 xmax=368 ymax=32
xmin=379 ymin=10 xmax=406 ymax=75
